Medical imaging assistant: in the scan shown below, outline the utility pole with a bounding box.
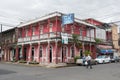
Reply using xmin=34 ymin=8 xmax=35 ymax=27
xmin=0 ymin=24 xmax=2 ymax=43
xmin=0 ymin=24 xmax=2 ymax=61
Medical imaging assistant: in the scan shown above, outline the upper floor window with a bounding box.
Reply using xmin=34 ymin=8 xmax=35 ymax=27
xmin=62 ymin=46 xmax=67 ymax=57
xmin=18 ymin=29 xmax=22 ymax=38
xmin=71 ymin=25 xmax=74 ymax=33
xmin=32 ymin=27 xmax=35 ymax=35
xmin=71 ymin=46 xmax=74 ymax=57
xmin=40 ymin=25 xmax=43 ymax=34
xmin=49 ymin=23 xmax=53 ymax=28
xmin=39 ymin=46 xmax=42 ymax=57
xmin=25 ymin=28 xmax=28 ymax=37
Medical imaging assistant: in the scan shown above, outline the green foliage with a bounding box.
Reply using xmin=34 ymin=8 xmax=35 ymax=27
xmin=29 ymin=61 xmax=39 ymax=64
xmin=74 ymin=56 xmax=80 ymax=62
xmin=83 ymin=50 xmax=91 ymax=56
xmin=11 ymin=57 xmax=17 ymax=62
xmin=72 ymin=34 xmax=81 ymax=48
xmin=95 ymin=38 xmax=102 ymax=44
xmin=19 ymin=59 xmax=27 ymax=63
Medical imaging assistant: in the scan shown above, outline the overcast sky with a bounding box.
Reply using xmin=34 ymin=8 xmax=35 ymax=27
xmin=0 ymin=0 xmax=120 ymax=31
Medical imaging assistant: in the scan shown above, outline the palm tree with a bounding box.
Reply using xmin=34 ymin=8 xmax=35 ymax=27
xmin=72 ymin=34 xmax=81 ymax=57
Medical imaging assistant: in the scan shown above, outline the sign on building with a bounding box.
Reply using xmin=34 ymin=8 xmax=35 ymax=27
xmin=62 ymin=13 xmax=74 ymax=25
xmin=61 ymin=33 xmax=68 ymax=44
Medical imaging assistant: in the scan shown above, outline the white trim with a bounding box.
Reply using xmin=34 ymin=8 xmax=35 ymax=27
xmin=17 ymin=12 xmax=96 ymax=28
xmin=17 ymin=12 xmax=61 ymax=27
xmin=61 ymin=46 xmax=68 ymax=62
xmin=46 ymin=45 xmax=53 ymax=63
xmin=70 ymin=45 xmax=75 ymax=58
xmin=17 ymin=39 xmax=61 ymax=45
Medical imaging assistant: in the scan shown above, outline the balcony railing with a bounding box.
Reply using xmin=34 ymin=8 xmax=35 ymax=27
xmin=18 ymin=32 xmax=95 ymax=43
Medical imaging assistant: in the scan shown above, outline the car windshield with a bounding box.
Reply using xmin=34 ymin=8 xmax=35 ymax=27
xmin=97 ymin=56 xmax=105 ymax=59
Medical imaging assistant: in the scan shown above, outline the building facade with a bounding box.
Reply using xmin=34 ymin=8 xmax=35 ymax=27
xmin=0 ymin=28 xmax=18 ymax=61
xmin=86 ymin=18 xmax=113 ymax=56
xmin=111 ymin=24 xmax=120 ymax=56
xmin=15 ymin=12 xmax=97 ymax=64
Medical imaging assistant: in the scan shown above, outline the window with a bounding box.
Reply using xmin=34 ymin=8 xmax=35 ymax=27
xmin=40 ymin=25 xmax=43 ymax=34
xmin=71 ymin=25 xmax=74 ymax=33
xmin=32 ymin=27 xmax=35 ymax=35
xmin=49 ymin=23 xmax=53 ymax=32
xmin=39 ymin=46 xmax=42 ymax=57
xmin=18 ymin=30 xmax=22 ymax=38
xmin=49 ymin=23 xmax=53 ymax=28
xmin=63 ymin=46 xmax=67 ymax=57
xmin=71 ymin=46 xmax=74 ymax=57
xmin=25 ymin=28 xmax=28 ymax=37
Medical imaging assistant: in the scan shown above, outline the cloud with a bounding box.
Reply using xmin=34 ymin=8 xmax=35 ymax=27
xmin=0 ymin=0 xmax=120 ymax=30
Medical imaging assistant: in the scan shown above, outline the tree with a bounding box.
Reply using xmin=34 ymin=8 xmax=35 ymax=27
xmin=72 ymin=34 xmax=81 ymax=57
xmin=72 ymin=34 xmax=81 ymax=48
xmin=95 ymin=38 xmax=102 ymax=44
xmin=83 ymin=50 xmax=91 ymax=56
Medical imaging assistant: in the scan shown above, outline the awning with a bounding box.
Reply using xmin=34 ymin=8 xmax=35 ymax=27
xmin=97 ymin=45 xmax=112 ymax=49
xmin=100 ymin=49 xmax=113 ymax=54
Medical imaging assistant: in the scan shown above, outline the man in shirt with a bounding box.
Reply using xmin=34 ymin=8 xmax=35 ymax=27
xmin=86 ymin=54 xmax=92 ymax=69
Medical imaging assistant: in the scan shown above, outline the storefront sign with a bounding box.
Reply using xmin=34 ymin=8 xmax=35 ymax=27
xmin=62 ymin=13 xmax=74 ymax=25
xmin=61 ymin=33 xmax=68 ymax=44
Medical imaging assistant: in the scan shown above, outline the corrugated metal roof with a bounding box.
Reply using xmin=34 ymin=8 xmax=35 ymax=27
xmin=17 ymin=12 xmax=97 ymax=28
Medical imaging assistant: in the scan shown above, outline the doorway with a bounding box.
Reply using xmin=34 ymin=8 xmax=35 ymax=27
xmin=61 ymin=46 xmax=67 ymax=62
xmin=32 ymin=47 xmax=34 ymax=61
xmin=80 ymin=49 xmax=83 ymax=59
xmin=24 ymin=48 xmax=27 ymax=60
xmin=49 ymin=46 xmax=52 ymax=63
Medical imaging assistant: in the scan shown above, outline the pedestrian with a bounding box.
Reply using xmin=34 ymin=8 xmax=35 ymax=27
xmin=86 ymin=54 xmax=92 ymax=69
xmin=82 ymin=54 xmax=86 ymax=65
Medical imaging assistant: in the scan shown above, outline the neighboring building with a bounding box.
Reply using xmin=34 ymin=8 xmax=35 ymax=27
xmin=16 ymin=12 xmax=97 ymax=64
xmin=111 ymin=24 xmax=120 ymax=56
xmin=0 ymin=27 xmax=18 ymax=61
xmin=86 ymin=18 xmax=113 ymax=56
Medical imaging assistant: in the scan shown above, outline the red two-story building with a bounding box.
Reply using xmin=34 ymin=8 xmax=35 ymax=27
xmin=16 ymin=12 xmax=97 ymax=64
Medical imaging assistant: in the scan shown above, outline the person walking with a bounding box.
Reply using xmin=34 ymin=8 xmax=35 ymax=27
xmin=86 ymin=54 xmax=92 ymax=69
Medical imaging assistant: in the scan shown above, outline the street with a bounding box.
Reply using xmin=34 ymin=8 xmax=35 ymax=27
xmin=0 ymin=62 xmax=120 ymax=80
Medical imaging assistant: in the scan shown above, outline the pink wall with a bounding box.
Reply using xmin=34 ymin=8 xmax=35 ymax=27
xmin=19 ymin=17 xmax=89 ymax=38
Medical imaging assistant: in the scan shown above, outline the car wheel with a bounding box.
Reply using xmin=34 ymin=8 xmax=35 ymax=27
xmin=103 ymin=60 xmax=105 ymax=64
xmin=95 ymin=61 xmax=98 ymax=65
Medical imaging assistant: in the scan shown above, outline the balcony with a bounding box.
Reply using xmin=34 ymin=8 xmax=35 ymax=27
xmin=18 ymin=32 xmax=95 ymax=43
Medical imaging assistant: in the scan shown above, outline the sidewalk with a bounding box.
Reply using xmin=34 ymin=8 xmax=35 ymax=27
xmin=0 ymin=61 xmax=68 ymax=68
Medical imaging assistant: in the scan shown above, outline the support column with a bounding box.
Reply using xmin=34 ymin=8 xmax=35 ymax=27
xmin=47 ymin=41 xmax=50 ymax=63
xmin=37 ymin=43 xmax=40 ymax=62
xmin=82 ymin=42 xmax=85 ymax=52
xmin=22 ymin=44 xmax=24 ymax=60
xmin=94 ymin=28 xmax=96 ymax=39
xmin=28 ymin=44 xmax=32 ymax=62
xmin=47 ymin=18 xmax=50 ymax=64
xmin=89 ymin=28 xmax=91 ymax=52
xmin=15 ymin=46 xmax=19 ymax=61
xmin=55 ymin=40 xmax=58 ymax=64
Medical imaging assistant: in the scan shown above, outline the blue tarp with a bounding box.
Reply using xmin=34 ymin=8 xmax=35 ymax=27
xmin=100 ymin=49 xmax=113 ymax=54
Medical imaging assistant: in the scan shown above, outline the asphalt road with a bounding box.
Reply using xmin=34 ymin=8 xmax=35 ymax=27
xmin=0 ymin=62 xmax=120 ymax=80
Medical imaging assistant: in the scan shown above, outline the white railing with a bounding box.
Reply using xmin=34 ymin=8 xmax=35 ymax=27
xmin=18 ymin=38 xmax=23 ymax=42
xmin=18 ymin=32 xmax=95 ymax=43
xmin=24 ymin=37 xmax=30 ymax=42
xmin=40 ymin=34 xmax=48 ymax=39
xmin=50 ymin=32 xmax=56 ymax=38
xmin=31 ymin=35 xmax=39 ymax=40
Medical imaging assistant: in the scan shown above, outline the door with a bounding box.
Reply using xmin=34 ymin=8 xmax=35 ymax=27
xmin=24 ymin=48 xmax=27 ymax=60
xmin=49 ymin=46 xmax=52 ymax=63
xmin=61 ymin=46 xmax=67 ymax=62
xmin=32 ymin=47 xmax=34 ymax=61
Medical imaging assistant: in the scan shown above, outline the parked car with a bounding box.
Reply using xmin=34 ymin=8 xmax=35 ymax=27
xmin=95 ymin=55 xmax=111 ymax=64
xmin=76 ymin=58 xmax=97 ymax=66
xmin=110 ymin=56 xmax=120 ymax=63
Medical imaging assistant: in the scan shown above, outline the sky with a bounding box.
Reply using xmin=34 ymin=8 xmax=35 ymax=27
xmin=0 ymin=0 xmax=120 ymax=31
